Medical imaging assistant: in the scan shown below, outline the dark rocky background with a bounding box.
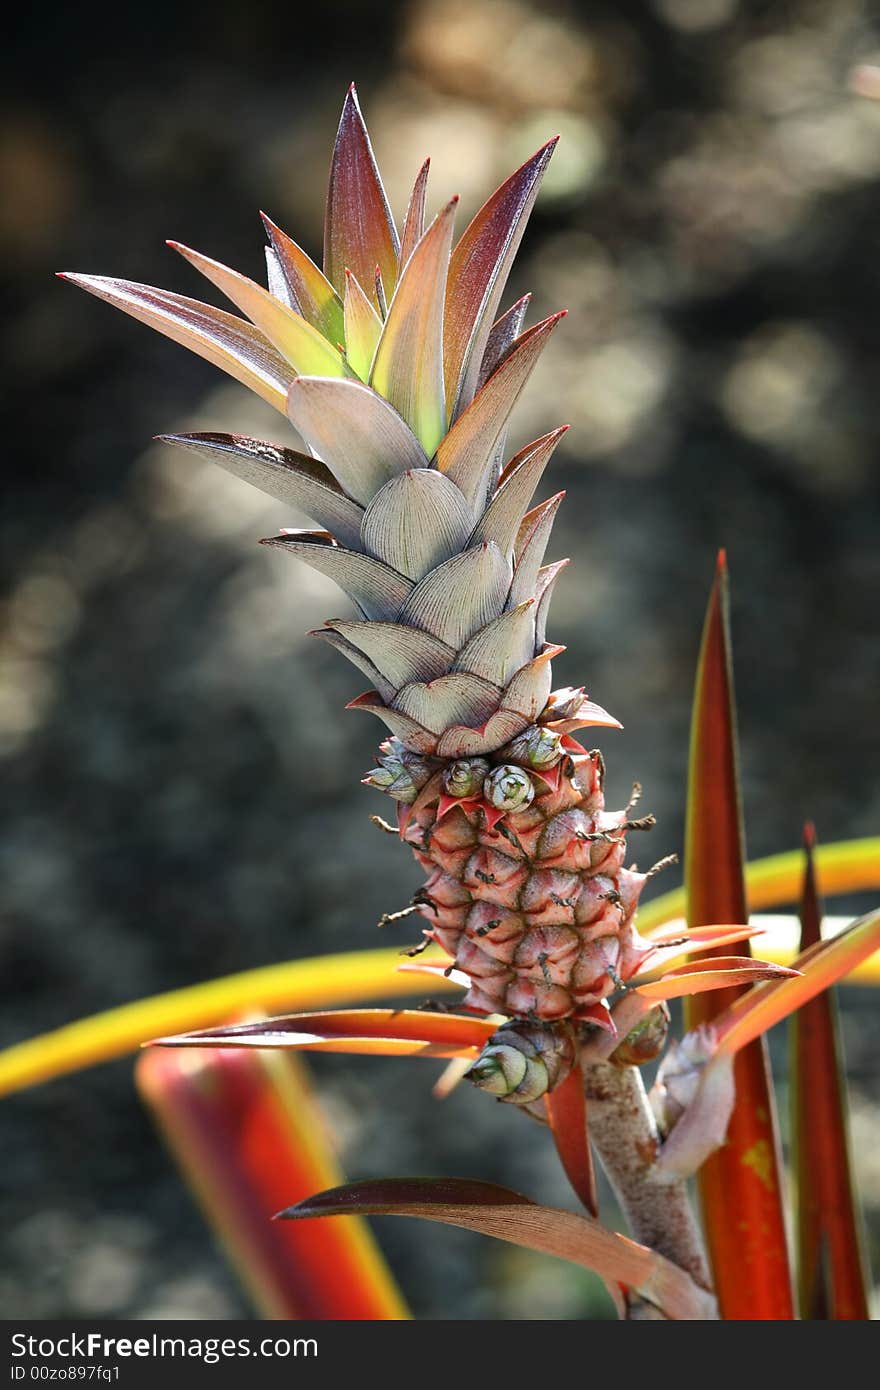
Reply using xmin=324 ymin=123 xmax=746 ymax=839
xmin=2 ymin=0 xmax=879 ymax=1318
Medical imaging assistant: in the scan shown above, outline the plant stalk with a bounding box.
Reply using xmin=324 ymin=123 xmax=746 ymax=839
xmin=582 ymin=1058 xmax=716 ymax=1316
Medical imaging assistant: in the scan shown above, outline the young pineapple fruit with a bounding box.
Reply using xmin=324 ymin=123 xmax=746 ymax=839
xmin=62 ymin=86 xmax=660 ymax=1072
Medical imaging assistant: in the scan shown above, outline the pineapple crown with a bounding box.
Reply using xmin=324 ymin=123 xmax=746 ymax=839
xmin=60 ymin=85 xmax=619 ymax=760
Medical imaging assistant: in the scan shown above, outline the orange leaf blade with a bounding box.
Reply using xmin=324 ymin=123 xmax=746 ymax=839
xmin=544 ymin=1062 xmax=598 ymax=1216
xmin=148 ymin=1006 xmax=495 ymax=1056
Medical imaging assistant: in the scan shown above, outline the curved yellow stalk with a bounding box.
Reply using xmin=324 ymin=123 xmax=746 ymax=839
xmin=1 ymin=837 xmax=877 ymax=1101
xmin=0 ymin=946 xmax=455 ymax=1100
xmin=640 ymin=837 xmax=880 ymax=935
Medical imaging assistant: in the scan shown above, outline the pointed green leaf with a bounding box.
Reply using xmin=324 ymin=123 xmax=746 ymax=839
xmin=343 ymin=271 xmax=383 ymax=381
xmin=168 ymin=242 xmax=349 ymax=377
xmin=261 ymin=213 xmax=345 ymax=344
xmin=370 ymin=200 xmax=456 ymax=455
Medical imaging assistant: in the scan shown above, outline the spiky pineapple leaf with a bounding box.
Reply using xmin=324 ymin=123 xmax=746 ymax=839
xmin=370 ymin=200 xmax=457 ymax=456
xmin=287 ymin=376 xmax=427 ymax=507
xmin=168 ymin=242 xmax=350 ymax=378
xmin=324 ymin=84 xmax=399 ymax=308
xmin=343 ymin=271 xmax=383 ymax=381
xmin=279 ymin=1177 xmax=717 ymax=1320
xmin=58 ymin=275 xmax=295 ymax=412
xmin=261 ymin=536 xmax=413 ymax=622
xmin=444 ymin=139 xmax=558 ymax=419
xmin=397 ymin=543 xmax=511 ymax=648
xmin=399 ymin=158 xmax=430 ymax=271
xmin=478 ymin=293 xmax=532 ymax=390
xmin=684 ymin=551 xmax=794 ymax=1319
xmin=436 ymin=313 xmax=565 ymax=512
xmin=360 ymin=469 xmax=473 ymax=581
xmin=634 ymin=956 xmax=799 ymax=1001
xmin=715 ymin=907 xmax=880 ymax=1056
xmin=791 ymin=827 xmax=870 ymax=1320
xmin=472 ymin=427 xmax=567 ymax=556
xmin=150 ymin=1007 xmax=494 ymax=1056
xmin=260 ymin=213 xmax=345 ymax=344
xmin=159 ymin=433 xmax=365 ymax=550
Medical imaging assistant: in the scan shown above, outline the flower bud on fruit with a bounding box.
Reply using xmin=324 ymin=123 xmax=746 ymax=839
xmin=444 ymin=757 xmax=490 ymax=799
xmin=503 ymin=724 xmax=564 ymax=770
xmin=364 ymin=738 xmax=434 ymax=803
xmin=484 ymin=763 xmax=535 ymax=811
xmin=465 ymin=1021 xmax=575 ymax=1104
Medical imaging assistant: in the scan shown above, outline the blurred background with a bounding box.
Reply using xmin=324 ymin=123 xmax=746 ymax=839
xmin=3 ymin=0 xmax=880 ymax=1319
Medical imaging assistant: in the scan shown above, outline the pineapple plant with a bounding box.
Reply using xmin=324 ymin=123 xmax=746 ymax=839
xmin=62 ymin=85 xmax=668 ymax=1074
xmin=53 ymin=87 xmax=879 ymax=1320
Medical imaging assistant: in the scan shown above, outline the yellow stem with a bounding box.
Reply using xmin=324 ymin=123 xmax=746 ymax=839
xmin=1 ymin=838 xmax=877 ymax=1101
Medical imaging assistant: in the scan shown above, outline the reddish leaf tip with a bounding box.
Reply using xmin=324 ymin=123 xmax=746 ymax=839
xmin=715 ymin=548 xmax=728 ymax=574
xmin=803 ymin=821 xmax=817 ymax=849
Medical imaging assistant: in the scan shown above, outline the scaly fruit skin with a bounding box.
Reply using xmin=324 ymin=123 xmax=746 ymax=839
xmin=394 ymin=712 xmax=655 ymax=1023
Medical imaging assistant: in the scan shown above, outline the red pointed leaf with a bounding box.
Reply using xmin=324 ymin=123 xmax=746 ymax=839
xmin=684 ymin=552 xmax=794 ymax=1319
xmin=150 ymin=1007 xmax=495 ymax=1056
xmin=792 ymin=827 xmax=870 ymax=1319
xmin=544 ymin=1062 xmax=597 ymax=1215
xmin=280 ymin=1177 xmax=717 ymax=1319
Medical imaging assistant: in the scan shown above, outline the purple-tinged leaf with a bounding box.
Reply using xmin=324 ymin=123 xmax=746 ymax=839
xmin=399 ymin=158 xmax=430 ymax=271
xmin=324 ymin=85 xmax=399 ymax=307
xmin=394 ymin=672 xmax=503 ymax=735
xmin=322 ymin=618 xmax=454 ymax=690
xmin=361 ymin=469 xmax=473 ymax=581
xmin=436 ymin=313 xmax=565 ymax=511
xmin=473 ymin=428 xmax=567 ymax=557
xmin=444 ymin=139 xmax=558 ymax=419
xmin=287 ymin=377 xmax=427 ymax=507
xmin=509 ymin=499 xmax=566 ymax=609
xmin=477 ymin=294 xmax=532 ymax=390
xmin=59 ymin=274 xmax=295 ymax=413
xmin=397 ymin=542 xmax=511 ymax=648
xmin=453 ymin=602 xmax=536 ymax=685
xmin=279 ymin=1177 xmax=717 ymax=1319
xmin=158 ymin=432 xmax=364 ymax=549
xmin=346 ymin=690 xmax=439 ymax=754
xmin=261 ymin=536 xmax=412 ymax=622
